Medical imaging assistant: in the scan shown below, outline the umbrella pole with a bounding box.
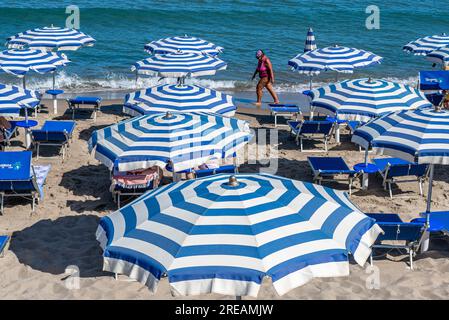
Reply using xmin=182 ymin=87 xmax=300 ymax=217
xmin=364 ymin=148 xmax=369 ymax=165
xmin=421 ymin=163 xmax=434 ymax=253
xmin=52 ymin=72 xmax=58 ymax=114
xmin=52 ymin=72 xmax=56 ymax=90
xmin=22 ymin=76 xmax=26 ymax=90
xmin=309 ymin=76 xmax=312 ymax=90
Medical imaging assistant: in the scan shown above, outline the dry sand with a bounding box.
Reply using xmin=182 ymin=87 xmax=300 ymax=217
xmin=1 ymin=97 xmax=449 ymax=300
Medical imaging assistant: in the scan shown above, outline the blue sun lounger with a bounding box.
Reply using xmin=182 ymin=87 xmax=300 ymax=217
xmin=194 ymin=164 xmax=238 ymax=178
xmin=308 ymin=157 xmax=358 ymax=194
xmin=31 ymin=120 xmax=76 ymax=161
xmin=366 ymin=213 xmax=427 ymax=270
xmin=0 ymin=235 xmax=9 ymax=257
xmin=287 ymin=120 xmax=334 ymax=152
xmin=0 ymin=151 xmax=51 ymax=215
xmin=268 ymin=104 xmax=300 ymax=127
xmin=372 ymin=158 xmax=429 ymax=199
xmin=67 ymin=96 xmax=102 ymax=121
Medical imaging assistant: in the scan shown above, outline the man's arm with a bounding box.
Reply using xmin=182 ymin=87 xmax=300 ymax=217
xmin=252 ymin=68 xmax=258 ymax=80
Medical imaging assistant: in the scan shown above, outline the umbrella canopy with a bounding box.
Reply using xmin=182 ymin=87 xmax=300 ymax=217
xmin=96 ymin=173 xmax=382 ymax=297
xmin=0 ymin=49 xmax=69 ymax=77
xmin=308 ymin=78 xmax=432 ymax=121
xmin=304 ymin=27 xmax=317 ymax=52
xmin=426 ymin=46 xmax=449 ymax=65
xmin=6 ymin=26 xmax=95 ymax=51
xmin=288 ymin=45 xmax=382 ymax=75
xmin=403 ymin=33 xmax=449 ymax=56
xmin=145 ymin=35 xmax=223 ymax=56
xmin=123 ymin=84 xmax=236 ymax=117
xmin=132 ymin=52 xmax=227 ymax=78
xmin=88 ymin=112 xmax=252 ymax=172
xmin=0 ymin=83 xmax=41 ymax=117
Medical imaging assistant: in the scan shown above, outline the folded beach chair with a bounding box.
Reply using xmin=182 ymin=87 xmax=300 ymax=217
xmin=372 ymin=158 xmax=429 ymax=198
xmin=194 ymin=164 xmax=238 ymax=178
xmin=111 ymin=166 xmax=160 ymax=208
xmin=31 ymin=120 xmax=76 ymax=161
xmin=268 ymin=103 xmax=300 ymax=127
xmin=307 ymin=157 xmax=358 ymax=194
xmin=287 ymin=120 xmax=334 ymax=152
xmin=67 ymin=96 xmax=102 ymax=121
xmin=365 ymin=213 xmax=427 ymax=270
xmin=0 ymin=235 xmax=10 ymax=257
xmin=0 ymin=151 xmax=51 ymax=215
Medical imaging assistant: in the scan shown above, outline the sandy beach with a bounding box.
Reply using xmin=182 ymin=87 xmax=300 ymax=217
xmin=0 ymin=94 xmax=448 ymax=300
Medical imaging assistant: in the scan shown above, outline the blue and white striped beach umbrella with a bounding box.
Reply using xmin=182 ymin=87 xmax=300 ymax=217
xmin=352 ymin=108 xmax=449 ymax=213
xmin=426 ymin=46 xmax=449 ymax=65
xmin=123 ymin=84 xmax=236 ymax=117
xmin=288 ymin=45 xmax=383 ymax=75
xmin=145 ymin=35 xmax=223 ymax=56
xmin=0 ymin=49 xmax=69 ymax=77
xmin=88 ymin=112 xmax=252 ymax=172
xmin=403 ymin=33 xmax=449 ymax=56
xmin=0 ymin=83 xmax=41 ymax=117
xmin=6 ymin=26 xmax=95 ymax=51
xmin=304 ymin=27 xmax=317 ymax=52
xmin=96 ymin=173 xmax=382 ymax=297
xmin=132 ymin=52 xmax=227 ymax=78
xmin=308 ymin=78 xmax=432 ymax=121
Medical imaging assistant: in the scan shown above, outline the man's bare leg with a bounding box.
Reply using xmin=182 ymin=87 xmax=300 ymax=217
xmin=266 ymin=81 xmax=280 ymax=104
xmin=255 ymin=78 xmax=265 ymax=106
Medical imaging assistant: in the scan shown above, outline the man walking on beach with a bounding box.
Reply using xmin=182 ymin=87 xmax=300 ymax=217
xmin=252 ymin=49 xmax=280 ymax=106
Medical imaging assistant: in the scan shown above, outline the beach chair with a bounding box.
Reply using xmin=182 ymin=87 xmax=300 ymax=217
xmin=307 ymin=157 xmax=358 ymax=194
xmin=31 ymin=120 xmax=76 ymax=161
xmin=194 ymin=164 xmax=238 ymax=178
xmin=67 ymin=96 xmax=102 ymax=121
xmin=287 ymin=120 xmax=334 ymax=152
xmin=111 ymin=166 xmax=160 ymax=208
xmin=372 ymin=158 xmax=429 ymax=198
xmin=268 ymin=104 xmax=300 ymax=127
xmin=0 ymin=235 xmax=9 ymax=257
xmin=0 ymin=151 xmax=51 ymax=215
xmin=365 ymin=213 xmax=427 ymax=270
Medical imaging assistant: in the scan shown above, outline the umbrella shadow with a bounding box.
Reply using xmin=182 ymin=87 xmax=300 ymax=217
xmin=9 ymin=214 xmax=106 ymax=277
xmin=79 ymin=124 xmax=112 ymax=142
xmin=100 ymin=104 xmax=126 ymax=117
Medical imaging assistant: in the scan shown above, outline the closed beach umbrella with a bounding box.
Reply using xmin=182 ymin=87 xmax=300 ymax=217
xmin=0 ymin=49 xmax=70 ymax=89
xmin=6 ymin=26 xmax=95 ymax=51
xmin=123 ymin=84 xmax=236 ymax=117
xmin=304 ymin=27 xmax=317 ymax=52
xmin=403 ymin=33 xmax=449 ymax=56
xmin=0 ymin=83 xmax=41 ymax=117
xmin=289 ymin=45 xmax=382 ymax=76
xmin=308 ymin=78 xmax=432 ymax=121
xmin=96 ymin=173 xmax=382 ymax=297
xmin=352 ymin=108 xmax=449 ymax=215
xmin=426 ymin=46 xmax=449 ymax=66
xmin=88 ymin=112 xmax=252 ymax=172
xmin=145 ymin=35 xmax=223 ymax=56
xmin=132 ymin=52 xmax=227 ymax=79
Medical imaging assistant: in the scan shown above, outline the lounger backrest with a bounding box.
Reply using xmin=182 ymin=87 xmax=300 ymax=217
xmin=299 ymin=121 xmax=333 ymax=135
xmin=0 ymin=151 xmax=38 ymax=193
xmin=376 ymin=222 xmax=424 ymax=242
xmin=195 ymin=165 xmax=237 ymax=178
xmin=32 ymin=130 xmax=69 ymax=142
xmin=385 ymin=163 xmax=428 ymax=179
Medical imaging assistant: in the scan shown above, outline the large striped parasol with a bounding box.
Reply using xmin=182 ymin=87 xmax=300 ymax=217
xmin=0 ymin=83 xmax=41 ymax=117
xmin=145 ymin=35 xmax=223 ymax=56
xmin=307 ymin=78 xmax=432 ymax=121
xmin=123 ymin=84 xmax=236 ymax=117
xmin=289 ymin=45 xmax=382 ymax=75
xmin=96 ymin=173 xmax=381 ymax=297
xmin=403 ymin=33 xmax=449 ymax=56
xmin=88 ymin=112 xmax=252 ymax=172
xmin=132 ymin=52 xmax=227 ymax=78
xmin=6 ymin=26 xmax=95 ymax=51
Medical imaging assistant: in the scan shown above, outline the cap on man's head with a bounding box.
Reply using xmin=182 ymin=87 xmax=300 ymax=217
xmin=256 ymin=49 xmax=264 ymax=58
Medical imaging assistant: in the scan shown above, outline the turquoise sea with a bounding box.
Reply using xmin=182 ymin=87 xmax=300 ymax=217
xmin=0 ymin=0 xmax=447 ymax=93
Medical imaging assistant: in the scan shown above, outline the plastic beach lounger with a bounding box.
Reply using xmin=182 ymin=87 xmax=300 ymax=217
xmin=0 ymin=235 xmax=9 ymax=257
xmin=268 ymin=104 xmax=300 ymax=127
xmin=287 ymin=120 xmax=334 ymax=152
xmin=307 ymin=156 xmax=357 ymax=194
xmin=31 ymin=120 xmax=76 ymax=161
xmin=67 ymin=96 xmax=102 ymax=121
xmin=372 ymin=158 xmax=429 ymax=198
xmin=366 ymin=213 xmax=426 ymax=270
xmin=0 ymin=151 xmax=51 ymax=215
xmin=194 ymin=164 xmax=237 ymax=178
